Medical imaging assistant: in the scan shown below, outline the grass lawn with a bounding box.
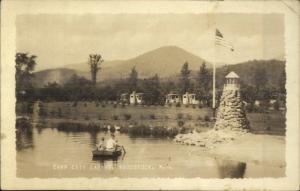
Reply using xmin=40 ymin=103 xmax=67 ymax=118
xmin=16 ymin=101 xmax=286 ymax=136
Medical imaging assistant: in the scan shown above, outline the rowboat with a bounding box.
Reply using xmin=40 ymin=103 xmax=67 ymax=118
xmin=92 ymin=146 xmax=124 ymax=158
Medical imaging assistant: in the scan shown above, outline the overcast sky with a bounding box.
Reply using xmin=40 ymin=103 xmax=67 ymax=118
xmin=16 ymin=14 xmax=284 ymax=71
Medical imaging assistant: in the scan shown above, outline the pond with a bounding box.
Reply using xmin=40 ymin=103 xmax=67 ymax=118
xmin=16 ymin=124 xmax=284 ymax=178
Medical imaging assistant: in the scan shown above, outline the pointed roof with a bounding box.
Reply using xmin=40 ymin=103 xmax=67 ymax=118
xmin=225 ymin=71 xmax=239 ymax=78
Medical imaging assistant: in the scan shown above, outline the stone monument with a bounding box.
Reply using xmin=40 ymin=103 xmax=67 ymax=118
xmin=214 ymin=71 xmax=249 ymax=131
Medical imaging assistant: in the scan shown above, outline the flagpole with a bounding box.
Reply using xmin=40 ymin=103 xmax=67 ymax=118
xmin=212 ymin=28 xmax=216 ymax=118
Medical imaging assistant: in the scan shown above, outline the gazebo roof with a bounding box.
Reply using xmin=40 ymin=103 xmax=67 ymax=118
xmin=225 ymin=71 xmax=239 ymax=78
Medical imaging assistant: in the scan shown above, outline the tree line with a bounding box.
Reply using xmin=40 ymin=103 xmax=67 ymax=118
xmin=16 ymin=52 xmax=286 ymax=109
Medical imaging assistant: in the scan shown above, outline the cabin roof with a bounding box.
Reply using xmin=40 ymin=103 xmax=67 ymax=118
xmin=225 ymin=71 xmax=239 ymax=78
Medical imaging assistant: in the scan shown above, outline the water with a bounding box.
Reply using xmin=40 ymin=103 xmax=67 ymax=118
xmin=16 ymin=125 xmax=284 ymax=178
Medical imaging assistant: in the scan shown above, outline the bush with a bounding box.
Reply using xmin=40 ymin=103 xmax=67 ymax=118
xmin=84 ymin=102 xmax=87 ymax=107
xmin=72 ymin=101 xmax=78 ymax=107
xmin=50 ymin=110 xmax=55 ymax=117
xmin=176 ymin=103 xmax=181 ymax=107
xmin=149 ymin=114 xmax=156 ymax=120
xmin=204 ymin=115 xmax=210 ymax=122
xmin=274 ymin=101 xmax=280 ymax=111
xmin=197 ymin=116 xmax=203 ymax=121
xmin=84 ymin=116 xmax=90 ymax=120
xmin=95 ymin=102 xmax=100 ymax=107
xmin=185 ymin=104 xmax=189 ymax=108
xmin=192 ymin=105 xmax=196 ymax=109
xmin=113 ymin=104 xmax=117 ymax=108
xmin=198 ymin=104 xmax=203 ymax=109
xmin=123 ymin=113 xmax=131 ymax=120
xmin=186 ymin=114 xmax=192 ymax=120
xmin=177 ymin=113 xmax=183 ymax=120
xmin=101 ymin=104 xmax=106 ymax=108
xmin=112 ymin=115 xmax=119 ymax=120
xmin=177 ymin=120 xmax=185 ymax=127
xmin=57 ymin=108 xmax=62 ymax=118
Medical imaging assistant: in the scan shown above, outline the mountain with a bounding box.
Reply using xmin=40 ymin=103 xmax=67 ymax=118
xmin=216 ymin=59 xmax=285 ymax=88
xmin=33 ymin=46 xmax=209 ymax=86
xmin=65 ymin=46 xmax=210 ymax=80
xmin=31 ymin=46 xmax=285 ymax=89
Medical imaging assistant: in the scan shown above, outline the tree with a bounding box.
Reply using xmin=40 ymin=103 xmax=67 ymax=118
xmin=88 ymin=54 xmax=103 ymax=86
xmin=253 ymin=67 xmax=268 ymax=93
xmin=15 ymin=53 xmax=37 ymax=99
xmin=197 ymin=62 xmax=211 ymax=100
xmin=180 ymin=62 xmax=191 ymax=93
xmin=140 ymin=74 xmax=162 ymax=104
xmin=279 ymin=69 xmax=286 ymax=95
xmin=15 ymin=53 xmax=37 ymax=88
xmin=128 ymin=67 xmax=138 ymax=92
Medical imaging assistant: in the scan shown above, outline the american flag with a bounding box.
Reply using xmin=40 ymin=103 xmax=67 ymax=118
xmin=215 ymin=29 xmax=234 ymax=51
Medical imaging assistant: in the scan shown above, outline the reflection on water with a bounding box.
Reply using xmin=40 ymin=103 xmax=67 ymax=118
xmin=16 ymin=122 xmax=284 ymax=178
xmin=216 ymin=159 xmax=246 ymax=178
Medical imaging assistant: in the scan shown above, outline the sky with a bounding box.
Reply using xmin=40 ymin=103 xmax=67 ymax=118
xmin=16 ymin=14 xmax=285 ymax=71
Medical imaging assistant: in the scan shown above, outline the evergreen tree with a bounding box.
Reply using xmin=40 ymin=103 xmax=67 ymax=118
xmin=197 ymin=62 xmax=211 ymax=100
xmin=128 ymin=67 xmax=138 ymax=92
xmin=254 ymin=67 xmax=268 ymax=93
xmin=180 ymin=62 xmax=191 ymax=94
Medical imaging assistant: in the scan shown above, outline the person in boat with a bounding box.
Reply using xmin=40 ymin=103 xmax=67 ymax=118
xmin=106 ymin=134 xmax=117 ymax=151
xmin=96 ymin=137 xmax=106 ymax=151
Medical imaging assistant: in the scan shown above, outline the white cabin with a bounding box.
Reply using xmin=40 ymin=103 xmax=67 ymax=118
xmin=165 ymin=93 xmax=181 ymax=104
xmin=130 ymin=91 xmax=144 ymax=105
xmin=182 ymin=92 xmax=199 ymax=105
xmin=120 ymin=93 xmax=129 ymax=103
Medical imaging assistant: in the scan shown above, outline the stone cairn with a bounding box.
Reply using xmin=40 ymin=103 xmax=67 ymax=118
xmin=214 ymin=71 xmax=249 ymax=132
xmin=174 ymin=71 xmax=250 ymax=148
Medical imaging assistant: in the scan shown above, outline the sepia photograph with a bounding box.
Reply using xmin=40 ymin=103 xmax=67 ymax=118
xmin=1 ymin=0 xmax=299 ymax=190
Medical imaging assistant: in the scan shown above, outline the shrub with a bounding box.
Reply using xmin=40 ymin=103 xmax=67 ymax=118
xmin=84 ymin=103 xmax=87 ymax=107
xmin=168 ymin=103 xmax=172 ymax=107
xmin=177 ymin=120 xmax=185 ymax=127
xmin=50 ymin=110 xmax=55 ymax=117
xmin=197 ymin=116 xmax=203 ymax=121
xmin=57 ymin=108 xmax=62 ymax=118
xmin=192 ymin=105 xmax=196 ymax=109
xmin=72 ymin=102 xmax=77 ymax=107
xmin=175 ymin=103 xmax=181 ymax=107
xmin=95 ymin=102 xmax=100 ymax=107
xmin=186 ymin=114 xmax=192 ymax=120
xmin=198 ymin=104 xmax=203 ymax=109
xmin=185 ymin=104 xmax=189 ymax=108
xmin=149 ymin=114 xmax=156 ymax=120
xmin=112 ymin=115 xmax=119 ymax=120
xmin=113 ymin=104 xmax=117 ymax=108
xmin=204 ymin=115 xmax=210 ymax=122
xmin=177 ymin=113 xmax=183 ymax=120
xmin=101 ymin=104 xmax=106 ymax=108
xmin=84 ymin=116 xmax=90 ymax=120
xmin=123 ymin=113 xmax=132 ymax=120
xmin=274 ymin=101 xmax=280 ymax=111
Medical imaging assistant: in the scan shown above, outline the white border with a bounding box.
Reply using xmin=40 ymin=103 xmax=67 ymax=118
xmin=1 ymin=0 xmax=299 ymax=190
